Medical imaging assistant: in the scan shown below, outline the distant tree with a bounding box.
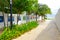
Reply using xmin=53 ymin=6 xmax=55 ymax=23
xmin=38 ymin=4 xmax=51 ymax=20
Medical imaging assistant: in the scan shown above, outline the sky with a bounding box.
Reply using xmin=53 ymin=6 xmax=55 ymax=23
xmin=38 ymin=0 xmax=60 ymax=18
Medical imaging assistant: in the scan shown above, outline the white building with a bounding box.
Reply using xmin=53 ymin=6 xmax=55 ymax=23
xmin=0 ymin=12 xmax=24 ymax=28
xmin=54 ymin=8 xmax=60 ymax=31
xmin=0 ymin=12 xmax=37 ymax=28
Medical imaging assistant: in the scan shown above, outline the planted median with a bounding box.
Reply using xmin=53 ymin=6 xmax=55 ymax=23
xmin=0 ymin=21 xmax=38 ymax=40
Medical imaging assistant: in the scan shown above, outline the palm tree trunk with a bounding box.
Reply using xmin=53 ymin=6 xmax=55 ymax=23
xmin=36 ymin=13 xmax=37 ymax=21
xmin=28 ymin=14 xmax=30 ymax=22
xmin=17 ymin=14 xmax=18 ymax=25
xmin=26 ymin=13 xmax=27 ymax=23
xmin=7 ymin=14 xmax=8 ymax=27
xmin=2 ymin=12 xmax=5 ymax=27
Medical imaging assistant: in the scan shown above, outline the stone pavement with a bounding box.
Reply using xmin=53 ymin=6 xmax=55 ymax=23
xmin=13 ymin=20 xmax=60 ymax=40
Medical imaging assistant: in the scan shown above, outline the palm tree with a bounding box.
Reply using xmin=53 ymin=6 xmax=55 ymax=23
xmin=38 ymin=4 xmax=51 ymax=21
xmin=0 ymin=0 xmax=5 ymax=27
xmin=0 ymin=0 xmax=10 ymax=27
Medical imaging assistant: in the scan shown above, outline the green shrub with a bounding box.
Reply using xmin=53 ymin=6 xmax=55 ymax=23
xmin=0 ymin=21 xmax=38 ymax=40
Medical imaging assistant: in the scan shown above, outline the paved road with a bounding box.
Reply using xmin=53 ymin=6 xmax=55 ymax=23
xmin=13 ymin=20 xmax=60 ymax=40
xmin=36 ymin=20 xmax=60 ymax=40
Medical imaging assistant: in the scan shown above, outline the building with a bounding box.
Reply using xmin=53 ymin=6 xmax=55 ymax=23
xmin=55 ymin=8 xmax=60 ymax=31
xmin=0 ymin=12 xmax=37 ymax=28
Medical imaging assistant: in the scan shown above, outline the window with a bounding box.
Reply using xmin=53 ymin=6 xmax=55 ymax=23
xmin=8 ymin=16 xmax=14 ymax=21
xmin=0 ymin=16 xmax=4 ymax=22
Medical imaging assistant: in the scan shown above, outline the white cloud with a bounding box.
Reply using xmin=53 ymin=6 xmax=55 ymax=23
xmin=38 ymin=0 xmax=60 ymax=14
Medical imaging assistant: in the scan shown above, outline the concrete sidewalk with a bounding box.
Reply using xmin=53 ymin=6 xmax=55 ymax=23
xmin=13 ymin=20 xmax=60 ymax=40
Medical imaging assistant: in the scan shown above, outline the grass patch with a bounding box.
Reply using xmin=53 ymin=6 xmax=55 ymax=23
xmin=0 ymin=21 xmax=38 ymax=40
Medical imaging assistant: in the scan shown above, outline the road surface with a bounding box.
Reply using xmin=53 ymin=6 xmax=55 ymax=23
xmin=13 ymin=20 xmax=60 ymax=40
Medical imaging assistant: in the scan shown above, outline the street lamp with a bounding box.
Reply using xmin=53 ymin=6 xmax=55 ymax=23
xmin=10 ymin=0 xmax=12 ymax=29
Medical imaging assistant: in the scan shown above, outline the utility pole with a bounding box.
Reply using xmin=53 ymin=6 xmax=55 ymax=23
xmin=10 ymin=0 xmax=12 ymax=29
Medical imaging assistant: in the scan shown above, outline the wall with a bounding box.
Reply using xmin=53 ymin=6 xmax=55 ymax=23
xmin=55 ymin=8 xmax=60 ymax=31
